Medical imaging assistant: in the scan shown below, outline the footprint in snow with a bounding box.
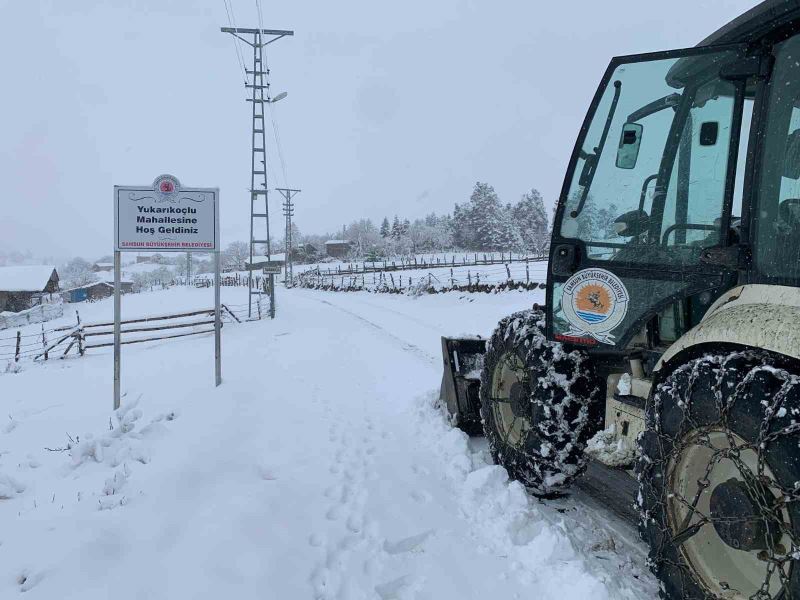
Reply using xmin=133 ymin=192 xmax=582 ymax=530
xmin=375 ymin=575 xmax=423 ymax=599
xmin=409 ymin=489 xmax=431 ymax=504
xmin=382 ymin=530 xmax=435 ymax=555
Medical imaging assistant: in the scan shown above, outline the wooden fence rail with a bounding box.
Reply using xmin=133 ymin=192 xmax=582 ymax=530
xmin=1 ymin=303 xmax=254 ymax=365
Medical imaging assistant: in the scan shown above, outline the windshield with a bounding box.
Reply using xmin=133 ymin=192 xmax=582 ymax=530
xmin=559 ymin=49 xmax=741 ymax=266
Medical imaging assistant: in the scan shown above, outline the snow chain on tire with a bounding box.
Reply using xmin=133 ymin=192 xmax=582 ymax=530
xmin=479 ymin=308 xmax=603 ymax=496
xmin=638 ymin=351 xmax=800 ymax=599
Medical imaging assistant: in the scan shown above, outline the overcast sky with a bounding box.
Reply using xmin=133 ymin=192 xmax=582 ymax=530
xmin=0 ymin=0 xmax=758 ymax=261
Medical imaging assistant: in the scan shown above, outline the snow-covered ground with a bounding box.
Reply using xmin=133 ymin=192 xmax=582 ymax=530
xmin=0 ymin=285 xmax=657 ymax=599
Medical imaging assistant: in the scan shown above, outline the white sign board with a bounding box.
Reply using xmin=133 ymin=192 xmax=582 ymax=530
xmin=114 ymin=175 xmax=219 ymax=252
xmin=111 ymin=174 xmax=221 ymax=411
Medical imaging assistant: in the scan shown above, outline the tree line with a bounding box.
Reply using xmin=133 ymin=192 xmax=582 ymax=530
xmin=300 ymin=182 xmax=550 ymax=259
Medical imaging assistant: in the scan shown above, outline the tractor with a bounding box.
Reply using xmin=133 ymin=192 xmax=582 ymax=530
xmin=440 ymin=1 xmax=800 ymax=597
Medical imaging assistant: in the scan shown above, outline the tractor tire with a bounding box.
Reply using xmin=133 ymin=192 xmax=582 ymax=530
xmin=637 ymin=351 xmax=800 ymax=600
xmin=478 ymin=308 xmax=603 ymax=496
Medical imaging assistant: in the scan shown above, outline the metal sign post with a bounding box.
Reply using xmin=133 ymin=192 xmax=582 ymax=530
xmin=113 ymin=174 xmax=221 ymax=410
xmin=261 ymin=262 xmax=282 ymax=320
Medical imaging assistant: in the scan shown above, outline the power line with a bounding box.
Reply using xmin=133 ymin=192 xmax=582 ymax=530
xmin=254 ymin=0 xmax=290 ymax=188
xmin=222 ymin=0 xmax=248 ymax=84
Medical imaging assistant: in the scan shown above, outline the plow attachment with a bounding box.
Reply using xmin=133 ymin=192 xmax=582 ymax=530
xmin=439 ymin=336 xmax=487 ymax=435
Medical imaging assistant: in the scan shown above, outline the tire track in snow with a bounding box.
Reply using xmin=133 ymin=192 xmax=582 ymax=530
xmin=314 ymin=298 xmax=437 ymax=365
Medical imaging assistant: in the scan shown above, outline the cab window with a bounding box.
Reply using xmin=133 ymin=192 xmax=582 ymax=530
xmin=754 ymin=35 xmax=800 ymax=281
xmin=560 ymin=50 xmax=741 ymax=266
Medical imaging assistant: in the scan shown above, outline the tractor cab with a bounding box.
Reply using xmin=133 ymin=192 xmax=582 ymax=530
xmin=548 ymin=9 xmax=800 ymax=372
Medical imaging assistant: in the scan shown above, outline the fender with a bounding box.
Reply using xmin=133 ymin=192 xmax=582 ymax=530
xmin=654 ymin=284 xmax=800 ymax=373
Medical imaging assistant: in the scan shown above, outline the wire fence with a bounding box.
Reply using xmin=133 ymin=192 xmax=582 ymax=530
xmin=0 ymin=301 xmax=264 ymax=366
xmin=295 ymin=259 xmax=548 ymax=296
xmin=304 ymin=252 xmax=548 ymax=278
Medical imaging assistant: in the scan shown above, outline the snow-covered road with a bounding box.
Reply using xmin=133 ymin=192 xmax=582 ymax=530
xmin=0 ymin=287 xmax=658 ymax=599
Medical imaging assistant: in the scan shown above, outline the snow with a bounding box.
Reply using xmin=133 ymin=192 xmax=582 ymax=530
xmin=0 ymin=265 xmax=57 ymax=292
xmin=94 ymin=271 xmax=134 ymax=284
xmin=586 ymin=426 xmax=637 ymax=467
xmin=0 ymin=285 xmax=657 ymax=599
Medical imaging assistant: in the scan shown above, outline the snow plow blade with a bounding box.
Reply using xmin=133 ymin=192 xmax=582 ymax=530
xmin=439 ymin=336 xmax=486 ymax=435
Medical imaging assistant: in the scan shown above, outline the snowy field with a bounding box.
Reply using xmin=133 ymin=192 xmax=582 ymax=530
xmin=0 ymin=285 xmax=657 ymax=599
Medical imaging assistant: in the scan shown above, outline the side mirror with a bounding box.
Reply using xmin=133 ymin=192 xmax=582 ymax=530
xmin=613 ymin=209 xmax=650 ymax=238
xmin=616 ymin=123 xmax=643 ymax=169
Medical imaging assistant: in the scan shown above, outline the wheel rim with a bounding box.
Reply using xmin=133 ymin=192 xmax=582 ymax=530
xmin=667 ymin=428 xmax=793 ymax=598
xmin=490 ymin=352 xmax=531 ymax=447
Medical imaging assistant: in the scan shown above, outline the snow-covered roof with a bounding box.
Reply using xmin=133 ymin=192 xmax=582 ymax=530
xmin=122 ymin=262 xmax=172 ymax=274
xmin=325 ymin=240 xmax=350 ymax=245
xmin=0 ymin=265 xmax=58 ymax=292
xmin=93 ymin=262 xmax=113 ymax=268
xmin=245 ymin=254 xmax=286 ymax=265
xmin=95 ymin=271 xmax=134 ymax=284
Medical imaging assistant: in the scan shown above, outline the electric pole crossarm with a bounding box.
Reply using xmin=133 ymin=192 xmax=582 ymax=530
xmin=221 ymin=27 xmax=294 ymax=35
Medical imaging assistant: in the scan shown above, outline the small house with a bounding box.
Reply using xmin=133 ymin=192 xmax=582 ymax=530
xmin=92 ymin=262 xmax=114 ymax=272
xmin=0 ymin=266 xmax=60 ymax=312
xmin=325 ymin=240 xmax=352 ymax=259
xmin=62 ymin=279 xmax=133 ymax=303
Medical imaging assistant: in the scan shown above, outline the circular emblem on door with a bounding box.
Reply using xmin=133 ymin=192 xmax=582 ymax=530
xmin=561 ymin=268 xmax=630 ymax=345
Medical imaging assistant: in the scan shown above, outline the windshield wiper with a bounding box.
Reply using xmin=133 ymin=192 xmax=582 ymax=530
xmin=627 ymin=93 xmax=681 ymax=124
xmin=571 ymin=80 xmax=622 ymax=218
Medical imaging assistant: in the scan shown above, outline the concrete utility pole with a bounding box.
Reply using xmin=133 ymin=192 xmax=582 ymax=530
xmin=277 ymin=188 xmax=300 ymax=285
xmin=220 ymin=26 xmax=293 ymax=317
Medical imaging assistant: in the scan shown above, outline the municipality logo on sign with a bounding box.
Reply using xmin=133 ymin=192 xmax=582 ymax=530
xmin=561 ymin=268 xmax=629 ymax=345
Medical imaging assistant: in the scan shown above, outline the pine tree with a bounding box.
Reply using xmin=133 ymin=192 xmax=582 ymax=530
xmin=512 ymin=188 xmax=550 ymax=252
xmin=467 ymin=182 xmax=505 ymax=250
xmin=391 ymin=215 xmax=402 ymax=239
xmin=380 ymin=217 xmax=390 ymax=238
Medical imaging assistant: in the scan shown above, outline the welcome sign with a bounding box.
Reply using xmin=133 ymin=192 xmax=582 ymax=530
xmin=114 ymin=175 xmax=219 ymax=252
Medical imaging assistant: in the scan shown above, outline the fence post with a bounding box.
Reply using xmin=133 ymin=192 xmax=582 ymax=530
xmin=505 ymin=264 xmax=511 ymax=281
xmin=450 ymin=268 xmax=454 ymax=287
xmin=41 ymin=324 xmax=48 ymax=361
xmin=390 ymin=274 xmax=395 ymax=289
xmin=15 ymin=330 xmax=21 ymax=363
xmin=257 ymin=296 xmax=262 ymax=320
xmin=78 ymin=326 xmax=85 ymax=356
xmin=526 ymin=259 xmax=530 ymax=283
xmin=468 ymin=271 xmax=472 ymax=287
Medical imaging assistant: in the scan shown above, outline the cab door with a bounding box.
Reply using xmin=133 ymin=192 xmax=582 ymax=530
xmin=547 ymin=44 xmax=753 ymax=349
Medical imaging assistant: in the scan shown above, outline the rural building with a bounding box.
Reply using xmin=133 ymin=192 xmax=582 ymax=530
xmin=135 ymin=254 xmax=165 ymax=264
xmin=61 ymin=278 xmax=133 ymax=303
xmin=325 ymin=240 xmax=352 ymax=258
xmin=0 ymin=266 xmax=60 ymax=312
xmin=92 ymin=262 xmax=114 ymax=272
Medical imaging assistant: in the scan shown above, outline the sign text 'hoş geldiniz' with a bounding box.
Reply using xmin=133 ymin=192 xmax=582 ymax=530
xmin=114 ymin=175 xmax=219 ymax=252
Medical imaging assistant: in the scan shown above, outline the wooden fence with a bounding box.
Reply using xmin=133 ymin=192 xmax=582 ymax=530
xmin=0 ymin=302 xmax=258 ymax=366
